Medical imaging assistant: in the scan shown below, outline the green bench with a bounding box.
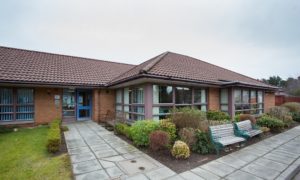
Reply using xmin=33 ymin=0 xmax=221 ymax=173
xmin=209 ymin=123 xmax=246 ymax=155
xmin=234 ymin=120 xmax=262 ymax=140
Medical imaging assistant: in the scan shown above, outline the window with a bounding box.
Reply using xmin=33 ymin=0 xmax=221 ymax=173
xmin=0 ymin=88 xmax=34 ymax=122
xmin=118 ymin=86 xmax=145 ymax=122
xmin=220 ymin=89 xmax=228 ymax=112
xmin=153 ymin=85 xmax=208 ymax=120
xmin=175 ymin=87 xmax=192 ymax=104
xmin=153 ymin=85 xmax=173 ymax=104
xmin=234 ymin=89 xmax=264 ymax=115
xmin=194 ymin=88 xmax=207 ymax=111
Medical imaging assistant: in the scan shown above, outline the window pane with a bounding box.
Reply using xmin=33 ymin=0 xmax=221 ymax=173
xmin=116 ymin=105 xmax=122 ymax=111
xmin=152 ymin=106 xmax=172 ymax=115
xmin=258 ymin=91 xmax=263 ymax=103
xmin=242 ymin=90 xmax=249 ymax=104
xmin=17 ymin=89 xmax=34 ymax=121
xmin=250 ymin=90 xmax=257 ymax=103
xmin=220 ymin=89 xmax=228 ymax=104
xmin=221 ymin=105 xmax=228 ymax=112
xmin=124 ymin=88 xmax=129 ymax=104
xmin=116 ymin=89 xmax=122 ymax=103
xmin=195 ymin=105 xmax=207 ymax=112
xmin=17 ymin=89 xmax=33 ymax=104
xmin=132 ymin=87 xmax=144 ymax=104
xmin=234 ymin=89 xmax=242 ymax=103
xmin=194 ymin=89 xmax=206 ymax=103
xmin=153 ymin=85 xmax=173 ymax=104
xmin=175 ymin=87 xmax=192 ymax=104
xmin=0 ymin=88 xmax=13 ymax=121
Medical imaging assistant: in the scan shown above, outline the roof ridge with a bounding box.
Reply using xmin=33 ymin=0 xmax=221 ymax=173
xmin=168 ymin=51 xmax=269 ymax=86
xmin=139 ymin=51 xmax=169 ymax=74
xmin=0 ymin=45 xmax=135 ymax=67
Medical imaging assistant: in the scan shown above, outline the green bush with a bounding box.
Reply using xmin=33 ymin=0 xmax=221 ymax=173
xmin=292 ymin=112 xmax=300 ymax=122
xmin=256 ymin=115 xmax=284 ymax=132
xmin=171 ymin=107 xmax=207 ymax=130
xmin=159 ymin=119 xmax=177 ymax=143
xmin=281 ymin=102 xmax=300 ymax=113
xmin=192 ymin=130 xmax=214 ymax=154
xmin=207 ymin=110 xmax=230 ymax=121
xmin=115 ymin=123 xmax=132 ymax=139
xmin=47 ymin=119 xmax=61 ymax=153
xmin=268 ymin=106 xmax=293 ymax=126
xmin=179 ymin=128 xmax=196 ymax=148
xmin=171 ymin=140 xmax=190 ymax=159
xmin=130 ymin=120 xmax=159 ymax=146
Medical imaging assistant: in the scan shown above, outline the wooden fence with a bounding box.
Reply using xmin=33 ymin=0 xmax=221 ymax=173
xmin=275 ymin=95 xmax=300 ymax=106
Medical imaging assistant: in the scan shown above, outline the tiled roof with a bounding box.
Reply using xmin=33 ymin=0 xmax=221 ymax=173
xmin=0 ymin=46 xmax=134 ymax=86
xmin=111 ymin=52 xmax=275 ymax=89
xmin=0 ymin=46 xmax=275 ymax=89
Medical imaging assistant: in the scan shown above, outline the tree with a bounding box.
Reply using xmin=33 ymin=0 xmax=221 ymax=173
xmin=263 ymin=76 xmax=286 ymax=87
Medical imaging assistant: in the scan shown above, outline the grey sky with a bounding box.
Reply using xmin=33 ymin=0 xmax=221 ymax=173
xmin=0 ymin=0 xmax=299 ymax=79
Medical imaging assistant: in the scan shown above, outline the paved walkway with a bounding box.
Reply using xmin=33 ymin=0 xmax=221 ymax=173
xmin=65 ymin=121 xmax=300 ymax=180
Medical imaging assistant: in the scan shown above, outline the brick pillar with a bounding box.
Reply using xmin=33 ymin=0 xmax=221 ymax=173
xmin=92 ymin=89 xmax=100 ymax=122
xmin=264 ymin=92 xmax=275 ymax=113
xmin=208 ymin=87 xmax=220 ymax=111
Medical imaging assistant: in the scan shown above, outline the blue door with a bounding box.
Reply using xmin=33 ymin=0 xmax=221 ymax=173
xmin=77 ymin=90 xmax=92 ymax=121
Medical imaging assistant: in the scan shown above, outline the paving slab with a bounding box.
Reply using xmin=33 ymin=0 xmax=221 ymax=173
xmin=145 ymin=167 xmax=176 ymax=180
xmin=225 ymin=170 xmax=263 ymax=180
xmin=263 ymin=152 xmax=295 ymax=165
xmin=216 ymin=154 xmax=248 ymax=169
xmin=72 ymin=159 xmax=102 ymax=175
xmin=70 ymin=152 xmax=96 ymax=163
xmin=201 ymin=161 xmax=236 ymax=177
xmin=118 ymin=157 xmax=158 ymax=175
xmin=252 ymin=157 xmax=288 ymax=172
xmin=99 ymin=160 xmax=116 ymax=169
xmin=75 ymin=169 xmax=110 ymax=180
xmin=179 ymin=171 xmax=204 ymax=180
xmin=106 ymin=166 xmax=124 ymax=178
xmin=191 ymin=167 xmax=221 ymax=180
xmin=68 ymin=146 xmax=91 ymax=155
xmin=125 ymin=173 xmax=149 ymax=180
xmin=164 ymin=175 xmax=185 ymax=180
xmin=241 ymin=163 xmax=281 ymax=180
xmin=94 ymin=149 xmax=119 ymax=158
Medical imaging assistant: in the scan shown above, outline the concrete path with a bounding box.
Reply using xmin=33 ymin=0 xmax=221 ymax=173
xmin=65 ymin=121 xmax=300 ymax=180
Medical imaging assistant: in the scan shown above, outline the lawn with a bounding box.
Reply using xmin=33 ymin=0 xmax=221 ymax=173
xmin=0 ymin=126 xmax=72 ymax=180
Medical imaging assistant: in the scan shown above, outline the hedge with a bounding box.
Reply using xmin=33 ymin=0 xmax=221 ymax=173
xmin=46 ymin=118 xmax=61 ymax=153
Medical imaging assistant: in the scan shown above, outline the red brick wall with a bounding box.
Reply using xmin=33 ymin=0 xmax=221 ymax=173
xmin=264 ymin=92 xmax=275 ymax=113
xmin=96 ymin=89 xmax=116 ymax=122
xmin=34 ymin=87 xmax=62 ymax=125
xmin=208 ymin=87 xmax=220 ymax=111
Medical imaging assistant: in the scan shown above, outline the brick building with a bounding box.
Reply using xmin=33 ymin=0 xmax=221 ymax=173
xmin=0 ymin=46 xmax=277 ymax=125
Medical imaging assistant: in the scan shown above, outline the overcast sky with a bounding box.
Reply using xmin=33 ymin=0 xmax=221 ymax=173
xmin=0 ymin=0 xmax=299 ymax=80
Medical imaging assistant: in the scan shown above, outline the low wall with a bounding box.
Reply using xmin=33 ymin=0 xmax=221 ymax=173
xmin=275 ymin=95 xmax=300 ymax=106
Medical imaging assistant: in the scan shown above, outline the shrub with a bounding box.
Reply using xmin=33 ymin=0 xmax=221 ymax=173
xmin=178 ymin=128 xmax=196 ymax=147
xmin=206 ymin=110 xmax=230 ymax=121
xmin=292 ymin=112 xmax=300 ymax=122
xmin=235 ymin=114 xmax=256 ymax=124
xmin=61 ymin=126 xmax=69 ymax=132
xmin=192 ymin=130 xmax=214 ymax=154
xmin=171 ymin=107 xmax=206 ymax=130
xmin=260 ymin=126 xmax=270 ymax=133
xmin=159 ymin=119 xmax=177 ymax=143
xmin=47 ymin=119 xmax=61 ymax=153
xmin=281 ymin=102 xmax=300 ymax=113
xmin=115 ymin=123 xmax=132 ymax=139
xmin=256 ymin=115 xmax=284 ymax=132
xmin=268 ymin=106 xmax=293 ymax=126
xmin=171 ymin=140 xmax=190 ymax=159
xmin=130 ymin=120 xmax=159 ymax=146
xmin=149 ymin=130 xmax=170 ymax=151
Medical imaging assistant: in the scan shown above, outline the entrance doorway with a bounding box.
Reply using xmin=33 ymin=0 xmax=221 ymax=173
xmin=77 ymin=90 xmax=92 ymax=121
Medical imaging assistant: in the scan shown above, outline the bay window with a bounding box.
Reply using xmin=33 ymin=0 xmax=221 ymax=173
xmin=234 ymin=89 xmax=264 ymax=115
xmin=0 ymin=87 xmax=34 ymax=122
xmin=153 ymin=84 xmax=207 ymax=120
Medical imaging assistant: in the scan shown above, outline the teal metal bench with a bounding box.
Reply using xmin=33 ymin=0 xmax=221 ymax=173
xmin=209 ymin=124 xmax=246 ymax=155
xmin=234 ymin=120 xmax=262 ymax=140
